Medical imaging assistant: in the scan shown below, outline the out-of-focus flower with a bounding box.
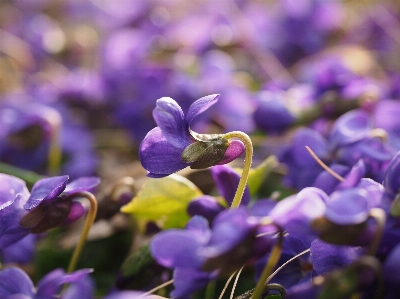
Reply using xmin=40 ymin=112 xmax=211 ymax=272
xmin=20 ymin=175 xmax=100 ymax=233
xmin=0 ymin=267 xmax=94 ymax=299
xmin=0 ymin=174 xmax=31 ymax=249
xmin=150 ymin=208 xmax=274 ymax=298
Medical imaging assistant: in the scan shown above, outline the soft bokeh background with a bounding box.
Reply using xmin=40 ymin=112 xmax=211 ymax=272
xmin=1 ymin=0 xmax=400 ymax=296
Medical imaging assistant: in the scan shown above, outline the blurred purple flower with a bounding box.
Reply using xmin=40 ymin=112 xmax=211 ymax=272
xmin=0 ymin=267 xmax=94 ymax=299
xmin=0 ymin=174 xmax=30 ymax=249
xmin=253 ymin=90 xmax=295 ymax=134
xmin=139 ymin=95 xmax=245 ymax=177
xmin=151 ymin=208 xmax=274 ymax=297
xmin=20 ymin=175 xmax=100 ymax=233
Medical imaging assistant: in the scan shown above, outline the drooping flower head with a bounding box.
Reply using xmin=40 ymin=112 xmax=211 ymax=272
xmin=20 ymin=175 xmax=100 ymax=233
xmin=139 ymin=95 xmax=245 ymax=177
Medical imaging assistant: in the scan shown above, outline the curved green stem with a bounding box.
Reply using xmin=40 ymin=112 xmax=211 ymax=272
xmin=251 ymin=229 xmax=284 ymax=299
xmin=67 ymin=191 xmax=98 ymax=273
xmin=223 ymin=131 xmax=253 ymax=208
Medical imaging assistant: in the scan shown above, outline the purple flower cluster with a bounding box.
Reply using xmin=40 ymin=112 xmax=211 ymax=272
xmin=3 ymin=0 xmax=400 ymax=299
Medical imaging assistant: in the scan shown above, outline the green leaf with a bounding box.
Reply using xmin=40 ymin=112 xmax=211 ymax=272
xmin=121 ymin=174 xmax=203 ymax=229
xmin=236 ymin=155 xmax=279 ymax=196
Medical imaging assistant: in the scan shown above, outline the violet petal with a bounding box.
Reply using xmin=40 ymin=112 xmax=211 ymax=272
xmin=325 ymin=188 xmax=370 ymax=225
xmin=0 ymin=267 xmax=34 ymax=298
xmin=64 ymin=177 xmax=100 ymax=194
xmin=210 ymin=165 xmax=250 ymax=206
xmin=150 ymin=230 xmax=205 ymax=269
xmin=311 ymin=239 xmax=360 ymax=275
xmin=186 ymin=94 xmax=220 ymax=125
xmin=25 ymin=175 xmax=69 ymax=210
xmin=152 ymin=97 xmax=190 ymax=148
xmin=139 ymin=127 xmax=190 ymax=175
xmin=329 ymin=109 xmax=372 ymax=148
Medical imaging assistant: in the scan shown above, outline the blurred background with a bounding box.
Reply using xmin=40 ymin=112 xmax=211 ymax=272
xmin=2 ymin=0 xmax=400 ymax=295
xmin=1 ymin=0 xmax=400 ymax=181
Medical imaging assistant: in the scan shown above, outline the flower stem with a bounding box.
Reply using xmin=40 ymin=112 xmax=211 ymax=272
xmin=223 ymin=131 xmax=253 ymax=208
xmin=251 ymin=229 xmax=284 ymax=299
xmin=39 ymin=107 xmax=62 ymax=175
xmin=367 ymin=208 xmax=386 ymax=256
xmin=67 ymin=191 xmax=98 ymax=273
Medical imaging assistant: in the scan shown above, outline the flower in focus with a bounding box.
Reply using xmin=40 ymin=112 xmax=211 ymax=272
xmin=20 ymin=175 xmax=100 ymax=233
xmin=139 ymin=95 xmax=245 ymax=177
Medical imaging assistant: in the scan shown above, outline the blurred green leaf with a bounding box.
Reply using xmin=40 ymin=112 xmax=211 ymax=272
xmin=121 ymin=174 xmax=203 ymax=229
xmin=235 ymin=155 xmax=279 ymax=197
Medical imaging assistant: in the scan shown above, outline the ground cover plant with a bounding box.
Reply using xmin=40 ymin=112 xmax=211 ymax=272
xmin=1 ymin=0 xmax=400 ymax=298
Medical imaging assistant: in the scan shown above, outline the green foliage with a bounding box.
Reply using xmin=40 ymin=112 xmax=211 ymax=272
xmin=245 ymin=155 xmax=279 ymax=196
xmin=121 ymin=174 xmax=203 ymax=229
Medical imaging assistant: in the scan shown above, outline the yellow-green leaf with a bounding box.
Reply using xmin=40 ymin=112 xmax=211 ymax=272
xmin=121 ymin=174 xmax=203 ymax=229
xmin=236 ymin=155 xmax=279 ymax=196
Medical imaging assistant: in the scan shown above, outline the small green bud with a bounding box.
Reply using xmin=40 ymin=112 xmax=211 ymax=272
xmin=182 ymin=137 xmax=230 ymax=169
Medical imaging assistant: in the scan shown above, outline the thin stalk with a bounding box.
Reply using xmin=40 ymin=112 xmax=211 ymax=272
xmin=305 ymin=146 xmax=345 ymax=182
xmin=218 ymin=270 xmax=238 ymax=299
xmin=135 ymin=279 xmax=174 ymax=299
xmin=205 ymin=280 xmax=216 ymax=299
xmin=266 ymin=248 xmax=311 ymax=284
xmin=367 ymin=208 xmax=386 ymax=256
xmin=251 ymin=229 xmax=284 ymax=299
xmin=46 ymin=109 xmax=62 ymax=175
xmin=223 ymin=131 xmax=253 ymax=208
xmin=67 ymin=191 xmax=98 ymax=273
xmin=230 ymin=266 xmax=245 ymax=299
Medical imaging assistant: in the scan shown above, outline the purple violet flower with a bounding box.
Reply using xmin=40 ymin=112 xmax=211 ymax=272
xmin=150 ymin=208 xmax=274 ymax=297
xmin=139 ymin=95 xmax=245 ymax=177
xmin=0 ymin=266 xmax=94 ymax=299
xmin=0 ymin=174 xmax=31 ymax=250
xmin=20 ymin=175 xmax=100 ymax=233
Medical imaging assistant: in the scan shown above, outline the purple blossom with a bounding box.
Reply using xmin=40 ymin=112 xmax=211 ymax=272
xmin=20 ymin=175 xmax=100 ymax=233
xmin=139 ymin=95 xmax=245 ymax=177
xmin=150 ymin=208 xmax=274 ymax=297
xmin=0 ymin=267 xmax=94 ymax=299
xmin=0 ymin=174 xmax=30 ymax=249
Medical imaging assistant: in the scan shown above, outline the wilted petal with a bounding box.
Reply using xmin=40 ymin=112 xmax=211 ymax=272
xmin=217 ymin=139 xmax=245 ymax=165
xmin=25 ymin=175 xmax=69 ymax=210
xmin=64 ymin=177 xmax=100 ymax=194
xmin=139 ymin=127 xmax=190 ymax=176
xmin=153 ymin=97 xmax=190 ymax=148
xmin=186 ymin=94 xmax=220 ymax=125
